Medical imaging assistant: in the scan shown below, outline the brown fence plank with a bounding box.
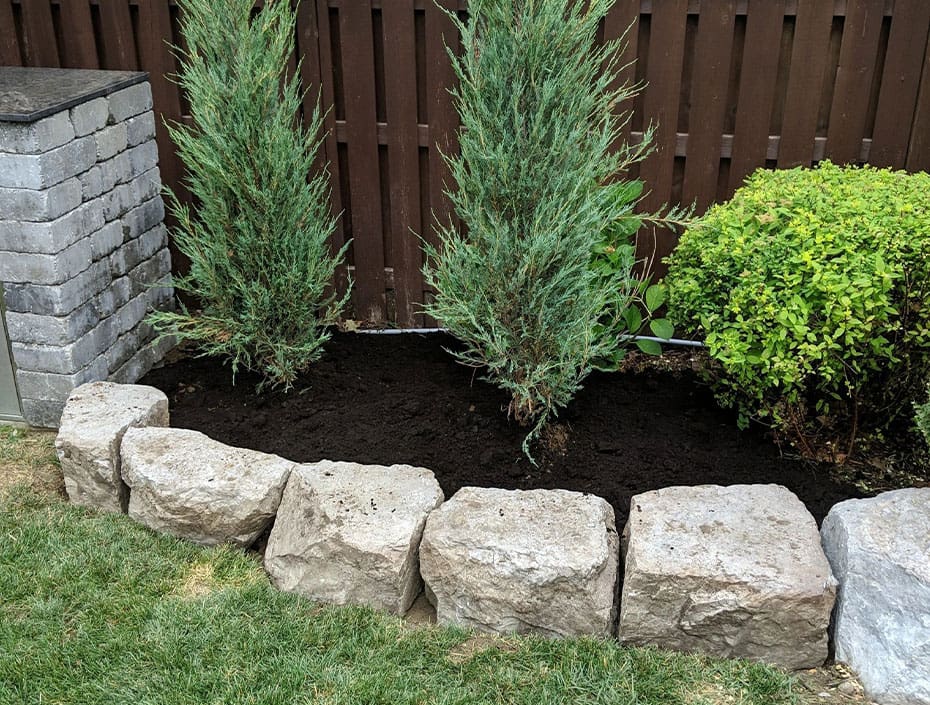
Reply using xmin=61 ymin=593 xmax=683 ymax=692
xmin=339 ymin=0 xmax=386 ymax=322
xmin=98 ymin=0 xmax=139 ymax=70
xmin=870 ymin=0 xmax=930 ymax=168
xmin=0 ymin=2 xmax=21 ymax=66
xmin=382 ymin=0 xmax=424 ymax=327
xmin=315 ymin=0 xmax=349 ymax=300
xmin=906 ymin=29 xmax=930 ymax=172
xmin=777 ymin=0 xmax=834 ymax=167
xmin=638 ymin=0 xmax=687 ymax=220
xmin=681 ymin=0 xmax=736 ymax=213
xmin=19 ymin=1 xmax=60 ymax=67
xmin=424 ymin=0 xmax=459 ymax=239
xmin=58 ymin=2 xmax=99 ymax=69
xmin=825 ymin=0 xmax=885 ymax=164
xmin=728 ymin=0 xmax=786 ymax=193
xmin=604 ymin=0 xmax=640 ymax=154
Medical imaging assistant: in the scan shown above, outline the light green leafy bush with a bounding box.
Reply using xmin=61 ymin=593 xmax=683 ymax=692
xmin=149 ymin=0 xmax=347 ymax=388
xmin=666 ymin=161 xmax=930 ymax=456
xmin=424 ymin=0 xmax=679 ymax=454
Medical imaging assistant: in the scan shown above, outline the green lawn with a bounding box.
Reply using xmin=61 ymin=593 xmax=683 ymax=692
xmin=0 ymin=431 xmax=802 ymax=705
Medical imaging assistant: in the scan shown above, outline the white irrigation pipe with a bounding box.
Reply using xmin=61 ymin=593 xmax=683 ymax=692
xmin=352 ymin=327 xmax=705 ymax=348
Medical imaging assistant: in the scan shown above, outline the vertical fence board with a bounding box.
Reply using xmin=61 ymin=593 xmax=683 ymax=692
xmin=315 ymin=1 xmax=349 ymax=299
xmin=98 ymin=0 xmax=139 ymax=71
xmin=339 ymin=0 xmax=385 ymax=322
xmin=382 ymin=0 xmax=424 ymax=327
xmin=870 ymin=0 xmax=930 ymax=168
xmin=906 ymin=31 xmax=930 ymax=172
xmin=424 ymin=0 xmax=459 ymax=242
xmin=58 ymin=2 xmax=100 ymax=69
xmin=638 ymin=0 xmax=687 ymax=267
xmin=0 ymin=2 xmax=21 ymax=66
xmin=728 ymin=0 xmax=786 ymax=193
xmin=604 ymin=0 xmax=640 ymax=155
xmin=777 ymin=0 xmax=834 ymax=167
xmin=19 ymin=1 xmax=60 ymax=67
xmin=825 ymin=0 xmax=885 ymax=164
xmin=681 ymin=0 xmax=736 ymax=213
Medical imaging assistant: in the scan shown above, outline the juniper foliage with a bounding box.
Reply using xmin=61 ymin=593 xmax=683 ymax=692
xmin=148 ymin=0 xmax=347 ymax=388
xmin=424 ymin=0 xmax=659 ymax=454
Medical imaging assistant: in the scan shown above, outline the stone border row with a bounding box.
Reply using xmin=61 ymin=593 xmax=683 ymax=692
xmin=54 ymin=382 xmax=930 ymax=705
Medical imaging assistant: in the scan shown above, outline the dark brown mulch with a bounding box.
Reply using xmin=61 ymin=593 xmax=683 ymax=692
xmin=140 ymin=332 xmax=865 ymax=528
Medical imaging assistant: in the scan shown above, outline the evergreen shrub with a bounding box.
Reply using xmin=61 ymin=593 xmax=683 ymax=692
xmin=424 ymin=0 xmax=677 ymax=454
xmin=666 ymin=161 xmax=930 ymax=457
xmin=149 ymin=0 xmax=346 ymax=388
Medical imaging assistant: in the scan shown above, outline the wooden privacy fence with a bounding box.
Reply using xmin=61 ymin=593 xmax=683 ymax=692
xmin=4 ymin=0 xmax=930 ymax=326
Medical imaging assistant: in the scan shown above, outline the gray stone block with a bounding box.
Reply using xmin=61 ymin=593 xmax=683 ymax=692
xmin=107 ymin=83 xmax=153 ymax=123
xmin=89 ymin=221 xmax=123 ymax=260
xmin=11 ymin=316 xmax=119 ymax=375
xmin=116 ymin=292 xmax=149 ymax=335
xmin=125 ymin=112 xmax=157 ymax=147
xmin=128 ymin=167 xmax=162 ymax=205
xmin=70 ymin=98 xmax=109 ymax=137
xmin=0 ymin=111 xmax=74 ymax=154
xmin=16 ymin=356 xmax=109 ymax=402
xmin=0 ymin=237 xmax=93 ymax=285
xmin=110 ymin=333 xmax=176 ymax=385
xmin=2 ymin=259 xmax=109 ymax=316
xmin=126 ymin=141 xmax=159 ymax=180
xmin=0 ymin=178 xmax=82 ymax=221
xmin=95 ymin=123 xmax=128 ymax=162
xmin=110 ymin=223 xmax=167 ymax=277
xmin=0 ymin=136 xmax=96 ymax=190
xmin=107 ymin=323 xmax=156 ymax=374
xmin=100 ymin=182 xmax=134 ymax=222
xmin=79 ymin=165 xmax=105 ymax=201
xmin=120 ymin=196 xmax=165 ymax=241
xmin=5 ymin=299 xmax=100 ymax=346
xmin=20 ymin=398 xmax=67 ymax=428
xmin=96 ymin=276 xmax=133 ymax=319
xmin=0 ymin=201 xmax=102 ymax=255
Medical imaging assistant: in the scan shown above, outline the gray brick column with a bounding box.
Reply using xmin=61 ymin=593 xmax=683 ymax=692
xmin=0 ymin=68 xmax=176 ymax=427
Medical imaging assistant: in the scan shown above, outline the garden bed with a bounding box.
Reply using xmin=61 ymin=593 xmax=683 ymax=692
xmin=140 ymin=332 xmax=864 ymax=527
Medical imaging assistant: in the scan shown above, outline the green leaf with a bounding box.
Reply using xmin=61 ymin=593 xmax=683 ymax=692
xmin=649 ymin=318 xmax=674 ymax=340
xmin=644 ymin=285 xmax=666 ymax=312
xmin=635 ymin=338 xmax=663 ymax=355
xmin=624 ymin=307 xmax=642 ymax=333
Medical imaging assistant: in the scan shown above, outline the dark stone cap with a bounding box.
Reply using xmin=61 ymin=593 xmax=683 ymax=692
xmin=0 ymin=67 xmax=149 ymax=122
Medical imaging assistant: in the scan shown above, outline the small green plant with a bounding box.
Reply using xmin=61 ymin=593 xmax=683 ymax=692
xmin=148 ymin=0 xmax=347 ymax=388
xmin=666 ymin=161 xmax=930 ymax=458
xmin=424 ymin=0 xmax=683 ymax=455
xmin=915 ymin=385 xmax=930 ymax=447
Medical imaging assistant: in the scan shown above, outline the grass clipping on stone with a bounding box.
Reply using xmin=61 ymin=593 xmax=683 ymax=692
xmin=0 ymin=487 xmax=803 ymax=705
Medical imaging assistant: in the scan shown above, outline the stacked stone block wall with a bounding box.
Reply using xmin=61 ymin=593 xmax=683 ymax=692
xmin=0 ymin=82 xmax=174 ymax=427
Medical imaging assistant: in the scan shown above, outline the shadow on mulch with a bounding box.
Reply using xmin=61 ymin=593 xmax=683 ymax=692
xmin=140 ymin=332 xmax=866 ymax=528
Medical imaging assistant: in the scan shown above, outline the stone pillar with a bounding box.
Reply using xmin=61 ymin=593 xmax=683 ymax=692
xmin=0 ymin=67 xmax=175 ymax=427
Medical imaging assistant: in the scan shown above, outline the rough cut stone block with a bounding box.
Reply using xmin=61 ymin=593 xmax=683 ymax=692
xmin=0 ymin=200 xmax=102 ymax=255
xmin=89 ymin=221 xmax=123 ymax=260
xmin=11 ymin=316 xmax=117 ymax=375
xmin=125 ymin=111 xmax=156 ymax=147
xmin=70 ymin=97 xmax=109 ymax=137
xmin=107 ymin=83 xmax=153 ymax=123
xmin=619 ymin=484 xmax=836 ymax=670
xmin=95 ymin=123 xmax=128 ymax=162
xmin=0 ymin=178 xmax=82 ymax=221
xmin=55 ymin=381 xmax=168 ymax=513
xmin=0 ymin=238 xmax=93 ymax=285
xmin=21 ymin=398 xmax=67 ymax=428
xmin=110 ymin=333 xmax=175 ymax=385
xmin=2 ymin=259 xmax=109 ymax=316
xmin=5 ymin=299 xmax=99 ymax=346
xmin=265 ymin=461 xmax=445 ymax=615
xmin=121 ymin=427 xmax=293 ymax=547
xmin=121 ymin=196 xmax=165 ymax=241
xmin=0 ymin=111 xmax=74 ymax=153
xmin=16 ymin=356 xmax=108 ymax=402
xmin=821 ymin=489 xmax=930 ymax=705
xmin=0 ymin=135 xmax=96 ymax=190
xmin=420 ymin=487 xmax=619 ymax=637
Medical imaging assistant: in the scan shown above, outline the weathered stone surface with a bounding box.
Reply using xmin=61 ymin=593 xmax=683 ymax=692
xmin=121 ymin=428 xmax=292 ymax=547
xmin=265 ymin=460 xmax=444 ymax=614
xmin=420 ymin=487 xmax=619 ymax=637
xmin=619 ymin=484 xmax=835 ymax=670
xmin=821 ymin=489 xmax=930 ymax=705
xmin=55 ymin=381 xmax=168 ymax=513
